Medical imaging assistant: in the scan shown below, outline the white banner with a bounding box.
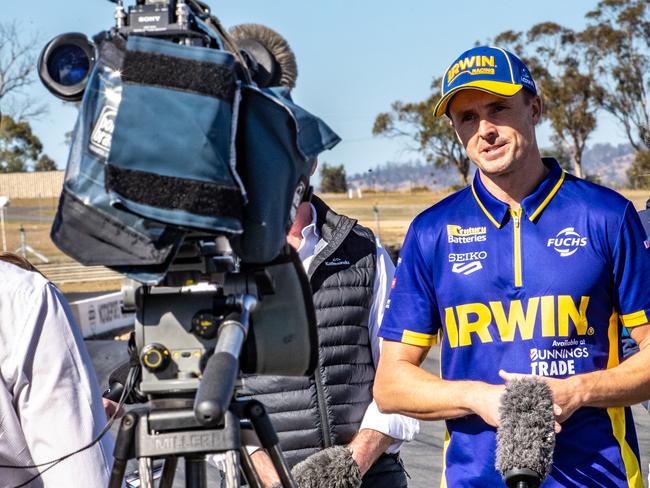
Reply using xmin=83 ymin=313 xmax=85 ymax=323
xmin=69 ymin=292 xmax=134 ymax=338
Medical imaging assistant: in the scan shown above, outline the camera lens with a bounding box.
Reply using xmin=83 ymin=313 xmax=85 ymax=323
xmin=38 ymin=33 xmax=95 ymax=102
xmin=46 ymin=45 xmax=90 ymax=87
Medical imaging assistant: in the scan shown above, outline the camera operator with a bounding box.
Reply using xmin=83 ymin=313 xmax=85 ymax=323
xmin=0 ymin=253 xmax=114 ymax=487
xmin=214 ymin=162 xmax=418 ymax=488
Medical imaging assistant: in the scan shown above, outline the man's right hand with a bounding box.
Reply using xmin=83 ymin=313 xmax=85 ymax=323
xmin=463 ymin=382 xmax=506 ymax=428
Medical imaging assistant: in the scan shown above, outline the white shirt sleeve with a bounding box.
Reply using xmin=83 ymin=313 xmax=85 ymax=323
xmin=3 ymin=275 xmax=114 ymax=487
xmin=359 ymin=239 xmax=419 ymax=453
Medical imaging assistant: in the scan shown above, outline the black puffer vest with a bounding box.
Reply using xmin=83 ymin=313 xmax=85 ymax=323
xmin=240 ymin=196 xmax=377 ymax=467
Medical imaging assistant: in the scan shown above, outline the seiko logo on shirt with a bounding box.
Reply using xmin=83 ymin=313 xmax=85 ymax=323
xmin=449 ymin=251 xmax=487 ymax=275
xmin=547 ymin=227 xmax=587 ymax=257
xmin=451 ymin=262 xmax=483 ymax=275
xmin=448 ymin=251 xmax=487 ymax=262
xmin=324 ymin=257 xmax=351 ymax=267
xmin=447 ymin=225 xmax=487 ymax=244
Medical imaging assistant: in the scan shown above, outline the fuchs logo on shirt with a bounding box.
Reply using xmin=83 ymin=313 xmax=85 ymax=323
xmin=324 ymin=257 xmax=351 ymax=267
xmin=447 ymin=225 xmax=487 ymax=244
xmin=546 ymin=227 xmax=587 ymax=257
xmin=443 ymin=295 xmax=594 ymax=348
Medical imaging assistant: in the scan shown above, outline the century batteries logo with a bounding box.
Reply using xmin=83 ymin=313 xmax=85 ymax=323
xmin=447 ymin=225 xmax=487 ymax=244
xmin=447 ymin=55 xmax=496 ymax=85
xmin=530 ymin=340 xmax=590 ymax=377
xmin=547 ymin=227 xmax=587 ymax=257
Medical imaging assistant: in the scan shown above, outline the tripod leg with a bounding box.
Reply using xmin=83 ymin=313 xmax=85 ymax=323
xmin=185 ymin=455 xmax=208 ymax=488
xmin=222 ymin=450 xmax=241 ymax=488
xmin=159 ymin=456 xmax=178 ymax=488
xmin=246 ymin=401 xmax=297 ymax=488
xmin=138 ymin=457 xmax=154 ymax=488
xmin=240 ymin=447 xmax=263 ymax=488
xmin=109 ymin=411 xmax=139 ymax=488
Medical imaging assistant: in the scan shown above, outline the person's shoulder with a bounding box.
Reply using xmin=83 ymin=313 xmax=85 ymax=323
xmin=411 ymin=185 xmax=473 ymax=233
xmin=0 ymin=260 xmax=50 ymax=301
xmin=560 ymin=173 xmax=630 ymax=215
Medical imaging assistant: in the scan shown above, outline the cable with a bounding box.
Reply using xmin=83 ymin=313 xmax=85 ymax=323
xmin=3 ymin=366 xmax=138 ymax=488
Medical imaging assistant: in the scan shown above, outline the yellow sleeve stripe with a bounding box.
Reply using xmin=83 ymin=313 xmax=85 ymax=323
xmin=620 ymin=310 xmax=649 ymax=328
xmin=401 ymin=329 xmax=437 ymax=347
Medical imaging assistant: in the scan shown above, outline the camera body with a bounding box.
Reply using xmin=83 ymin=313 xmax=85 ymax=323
xmin=40 ymin=1 xmax=339 ymax=395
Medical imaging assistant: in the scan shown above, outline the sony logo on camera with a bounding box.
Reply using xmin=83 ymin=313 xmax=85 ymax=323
xmin=129 ymin=2 xmax=173 ymax=33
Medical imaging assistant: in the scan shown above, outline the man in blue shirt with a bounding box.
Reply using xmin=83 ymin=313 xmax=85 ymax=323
xmin=374 ymin=46 xmax=650 ymax=487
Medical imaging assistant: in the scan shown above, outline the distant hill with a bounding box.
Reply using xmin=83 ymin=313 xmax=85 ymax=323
xmin=347 ymin=143 xmax=634 ymax=191
xmin=580 ymin=143 xmax=634 ymax=187
xmin=348 ymin=160 xmax=472 ymax=192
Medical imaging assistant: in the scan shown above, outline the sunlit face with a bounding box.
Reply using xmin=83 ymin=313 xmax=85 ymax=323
xmin=448 ymin=90 xmax=541 ymax=177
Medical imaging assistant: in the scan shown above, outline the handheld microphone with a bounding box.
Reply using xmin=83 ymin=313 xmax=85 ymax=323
xmin=496 ymin=377 xmax=555 ymax=488
xmin=288 ymin=446 xmax=361 ymax=488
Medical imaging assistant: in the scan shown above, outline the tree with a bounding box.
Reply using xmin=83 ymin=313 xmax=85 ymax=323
xmin=373 ymin=83 xmax=470 ymax=186
xmin=0 ymin=114 xmax=54 ymax=172
xmin=627 ymin=150 xmax=650 ymax=189
xmin=0 ymin=21 xmax=46 ymax=120
xmin=494 ymin=24 xmax=603 ymax=179
xmin=320 ymin=163 xmax=348 ymax=193
xmin=582 ymin=0 xmax=650 ymax=152
xmin=34 ymin=154 xmax=57 ymax=172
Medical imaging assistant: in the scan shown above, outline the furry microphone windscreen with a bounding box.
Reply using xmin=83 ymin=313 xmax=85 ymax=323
xmin=228 ymin=24 xmax=298 ymax=89
xmin=496 ymin=377 xmax=556 ymax=481
xmin=290 ymin=445 xmax=361 ymax=488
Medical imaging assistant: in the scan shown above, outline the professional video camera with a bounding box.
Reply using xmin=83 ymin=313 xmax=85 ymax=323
xmin=38 ymin=1 xmax=340 ymax=487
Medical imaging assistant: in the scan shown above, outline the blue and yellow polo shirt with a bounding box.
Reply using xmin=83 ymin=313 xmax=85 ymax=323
xmin=380 ymin=158 xmax=650 ymax=488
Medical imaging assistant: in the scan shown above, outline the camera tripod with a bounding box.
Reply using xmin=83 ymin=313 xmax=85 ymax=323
xmin=106 ymin=287 xmax=299 ymax=488
xmin=108 ymin=396 xmax=296 ymax=488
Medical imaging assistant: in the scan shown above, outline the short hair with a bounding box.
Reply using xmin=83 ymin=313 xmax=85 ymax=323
xmin=0 ymin=252 xmax=45 ymax=277
xmin=522 ymin=90 xmax=536 ymax=105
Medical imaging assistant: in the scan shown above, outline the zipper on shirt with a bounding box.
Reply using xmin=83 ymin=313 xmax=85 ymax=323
xmin=510 ymin=207 xmax=523 ymax=288
xmin=314 ymin=368 xmax=333 ymax=447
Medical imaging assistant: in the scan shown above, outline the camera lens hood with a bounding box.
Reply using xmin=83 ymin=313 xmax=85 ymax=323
xmin=38 ymin=33 xmax=96 ymax=102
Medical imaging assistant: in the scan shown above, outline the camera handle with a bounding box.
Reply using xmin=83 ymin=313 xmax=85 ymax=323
xmin=194 ymin=295 xmax=257 ymax=427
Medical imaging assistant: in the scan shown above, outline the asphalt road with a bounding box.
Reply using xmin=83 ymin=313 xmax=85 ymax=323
xmin=87 ymin=340 xmax=650 ymax=488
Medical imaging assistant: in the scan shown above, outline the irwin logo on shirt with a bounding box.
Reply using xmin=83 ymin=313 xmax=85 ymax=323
xmin=447 ymin=225 xmax=487 ymax=244
xmin=444 ymin=295 xmax=593 ymax=348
